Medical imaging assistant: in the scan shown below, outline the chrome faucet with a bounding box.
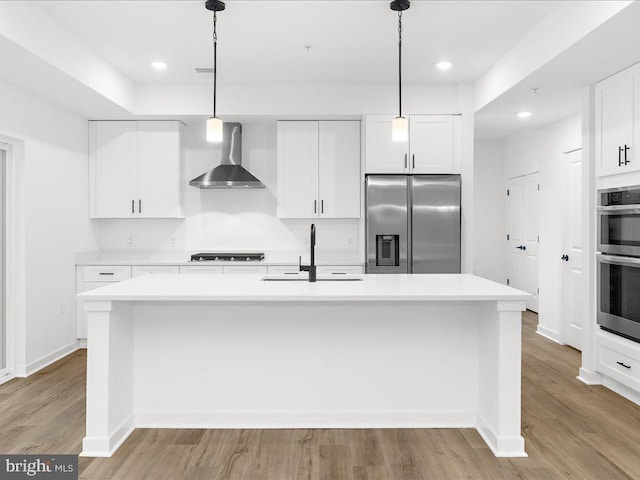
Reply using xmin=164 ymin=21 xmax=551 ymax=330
xmin=299 ymin=223 xmax=317 ymax=282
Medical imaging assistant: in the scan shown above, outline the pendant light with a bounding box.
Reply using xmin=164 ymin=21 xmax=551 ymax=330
xmin=390 ymin=0 xmax=410 ymax=142
xmin=206 ymin=0 xmax=225 ymax=142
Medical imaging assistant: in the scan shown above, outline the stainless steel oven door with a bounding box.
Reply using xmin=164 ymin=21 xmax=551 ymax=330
xmin=597 ymin=254 xmax=640 ymax=342
xmin=597 ymin=205 xmax=640 ymax=256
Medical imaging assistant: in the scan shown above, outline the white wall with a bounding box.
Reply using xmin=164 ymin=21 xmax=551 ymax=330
xmin=0 ymin=78 xmax=96 ymax=374
xmin=503 ymin=114 xmax=581 ymax=341
xmin=90 ymin=119 xmax=361 ymax=261
xmin=473 ymin=139 xmax=506 ymax=283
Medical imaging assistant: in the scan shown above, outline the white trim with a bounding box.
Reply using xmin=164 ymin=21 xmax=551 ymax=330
xmin=15 ymin=341 xmax=79 ymax=377
xmin=536 ymin=325 xmax=563 ymax=344
xmin=476 ymin=414 xmax=527 ymax=458
xmin=601 ymin=375 xmax=640 ymax=406
xmin=134 ymin=409 xmax=478 ymax=430
xmin=81 ymin=414 xmax=135 ymax=458
xmin=0 ymin=370 xmax=14 ymax=386
xmin=577 ymin=368 xmax=603 ymax=385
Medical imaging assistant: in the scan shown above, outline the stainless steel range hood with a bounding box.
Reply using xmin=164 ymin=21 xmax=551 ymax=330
xmin=189 ymin=122 xmax=265 ymax=189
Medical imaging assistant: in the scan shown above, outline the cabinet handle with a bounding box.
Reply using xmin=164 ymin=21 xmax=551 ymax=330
xmin=625 ymin=144 xmax=630 ymax=165
xmin=321 ymin=199 xmax=324 ymax=214
xmin=98 ymin=272 xmax=115 ymax=276
xmin=617 ymin=361 xmax=631 ymax=369
xmin=314 ymin=200 xmax=317 ymax=214
xmin=404 ymin=154 xmax=408 ymax=169
xmin=132 ymin=199 xmax=135 ymax=214
xmin=619 ymin=146 xmax=623 ymax=166
xmin=139 ymin=199 xmax=142 ymax=214
xmin=412 ymin=154 xmax=415 ymax=169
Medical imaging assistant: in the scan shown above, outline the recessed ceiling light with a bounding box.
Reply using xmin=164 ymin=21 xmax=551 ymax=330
xmin=151 ymin=61 xmax=168 ymax=71
xmin=517 ymin=111 xmax=532 ymax=119
xmin=436 ymin=61 xmax=452 ymax=71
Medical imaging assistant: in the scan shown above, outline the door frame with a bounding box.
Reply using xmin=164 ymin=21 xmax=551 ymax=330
xmin=0 ymin=135 xmax=26 ymax=384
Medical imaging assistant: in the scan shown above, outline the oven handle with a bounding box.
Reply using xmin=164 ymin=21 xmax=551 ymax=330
xmin=597 ymin=254 xmax=640 ymax=266
xmin=597 ymin=205 xmax=640 ymax=213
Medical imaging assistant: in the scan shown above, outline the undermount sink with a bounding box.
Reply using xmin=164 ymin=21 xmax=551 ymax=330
xmin=261 ymin=274 xmax=363 ymax=282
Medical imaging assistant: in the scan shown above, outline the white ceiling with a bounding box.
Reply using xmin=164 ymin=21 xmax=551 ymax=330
xmin=476 ymin=0 xmax=640 ymax=139
xmin=36 ymin=0 xmax=560 ymax=85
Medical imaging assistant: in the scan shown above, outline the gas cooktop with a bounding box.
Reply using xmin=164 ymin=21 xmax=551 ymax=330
xmin=190 ymin=252 xmax=265 ymax=262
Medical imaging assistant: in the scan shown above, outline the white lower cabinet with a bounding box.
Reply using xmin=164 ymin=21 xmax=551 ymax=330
xmin=223 ymin=265 xmax=268 ymax=274
xmin=317 ymin=265 xmax=364 ymax=275
xmin=76 ymin=265 xmax=132 ymax=339
xmin=179 ymin=265 xmax=224 ymax=274
xmin=596 ymin=331 xmax=640 ymax=392
xmin=267 ymin=265 xmax=302 ymax=274
xmin=132 ymin=265 xmax=179 ymax=277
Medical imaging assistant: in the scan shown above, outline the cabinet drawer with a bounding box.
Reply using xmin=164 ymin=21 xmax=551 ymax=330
xmin=317 ymin=265 xmax=364 ymax=275
xmin=599 ymin=344 xmax=640 ymax=381
xmin=224 ymin=265 xmax=268 ymax=275
xmin=83 ymin=265 xmax=132 ymax=282
xmin=597 ymin=333 xmax=640 ymax=391
xmin=179 ymin=265 xmax=224 ymax=274
xmin=132 ymin=265 xmax=179 ymax=278
xmin=268 ymin=265 xmax=301 ymax=274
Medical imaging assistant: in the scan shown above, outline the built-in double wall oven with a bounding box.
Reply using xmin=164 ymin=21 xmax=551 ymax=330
xmin=598 ymin=185 xmax=640 ymax=342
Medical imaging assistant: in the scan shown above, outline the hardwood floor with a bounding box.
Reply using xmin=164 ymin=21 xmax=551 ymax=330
xmin=2 ymin=311 xmax=640 ymax=479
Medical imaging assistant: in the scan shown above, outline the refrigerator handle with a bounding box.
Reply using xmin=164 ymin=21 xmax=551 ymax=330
xmin=404 ymin=154 xmax=408 ymax=170
xmin=412 ymin=154 xmax=415 ymax=169
xmin=407 ymin=177 xmax=413 ymax=274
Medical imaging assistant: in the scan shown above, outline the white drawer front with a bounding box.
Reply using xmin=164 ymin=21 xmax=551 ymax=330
xmin=598 ymin=343 xmax=640 ymax=388
xmin=83 ymin=265 xmax=132 ymax=282
xmin=224 ymin=265 xmax=268 ymax=275
xmin=317 ymin=265 xmax=364 ymax=275
xmin=132 ymin=265 xmax=179 ymax=278
xmin=179 ymin=266 xmax=224 ymax=274
xmin=267 ymin=265 xmax=301 ymax=274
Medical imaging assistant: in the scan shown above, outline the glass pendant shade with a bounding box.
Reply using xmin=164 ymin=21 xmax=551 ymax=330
xmin=391 ymin=116 xmax=408 ymax=142
xmin=207 ymin=116 xmax=223 ymax=142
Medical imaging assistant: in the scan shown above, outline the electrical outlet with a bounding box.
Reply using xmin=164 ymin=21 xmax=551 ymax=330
xmin=170 ymin=237 xmax=176 ymax=248
xmin=58 ymin=301 xmax=65 ymax=315
xmin=347 ymin=237 xmax=353 ymax=246
xmin=128 ymin=235 xmax=134 ymax=247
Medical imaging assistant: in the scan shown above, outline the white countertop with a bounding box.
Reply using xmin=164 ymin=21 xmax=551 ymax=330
xmin=75 ymin=250 xmax=363 ymax=266
xmin=78 ymin=273 xmax=530 ymax=302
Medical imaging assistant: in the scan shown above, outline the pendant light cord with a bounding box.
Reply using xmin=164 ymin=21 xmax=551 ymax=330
xmin=398 ymin=11 xmax=402 ymax=118
xmin=213 ymin=10 xmax=218 ymax=117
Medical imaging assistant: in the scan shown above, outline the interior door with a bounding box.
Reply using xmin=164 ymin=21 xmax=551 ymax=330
xmin=562 ymin=149 xmax=583 ymax=350
xmin=507 ymin=173 xmax=539 ymax=312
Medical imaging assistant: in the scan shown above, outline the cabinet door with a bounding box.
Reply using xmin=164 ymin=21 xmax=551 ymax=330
xmin=632 ymin=64 xmax=640 ymax=174
xmin=364 ymin=115 xmax=408 ymax=173
xmin=223 ymin=265 xmax=268 ymax=274
xmin=137 ymin=121 xmax=183 ymax=218
xmin=91 ymin=121 xmax=137 ymax=218
xmin=409 ymin=115 xmax=454 ymax=173
xmin=596 ymin=70 xmax=634 ymax=176
xmin=131 ymin=265 xmax=180 ymax=277
xmin=277 ymin=121 xmax=319 ymax=218
xmin=318 ymin=121 xmax=361 ymax=218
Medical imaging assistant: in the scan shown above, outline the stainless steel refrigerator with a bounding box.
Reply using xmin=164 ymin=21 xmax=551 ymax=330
xmin=365 ymin=174 xmax=461 ymax=274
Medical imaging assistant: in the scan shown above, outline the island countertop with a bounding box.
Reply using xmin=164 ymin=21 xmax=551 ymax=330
xmin=78 ymin=273 xmax=530 ymax=302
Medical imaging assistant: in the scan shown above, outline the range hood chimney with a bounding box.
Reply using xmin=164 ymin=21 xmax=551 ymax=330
xmin=189 ymin=122 xmax=265 ymax=189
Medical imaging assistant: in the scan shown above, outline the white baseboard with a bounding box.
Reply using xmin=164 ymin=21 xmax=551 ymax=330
xmin=476 ymin=414 xmax=527 ymax=458
xmin=81 ymin=414 xmax=135 ymax=458
xmin=536 ymin=325 xmax=562 ymax=344
xmin=78 ymin=339 xmax=87 ymax=349
xmin=601 ymin=376 xmax=640 ymax=406
xmin=135 ymin=409 xmax=478 ymax=429
xmin=21 ymin=341 xmax=80 ymax=377
xmin=577 ymin=368 xmax=603 ymax=385
xmin=0 ymin=372 xmax=15 ymax=386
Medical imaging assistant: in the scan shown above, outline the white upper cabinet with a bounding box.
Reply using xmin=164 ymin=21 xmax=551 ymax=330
xmin=364 ymin=115 xmax=458 ymax=174
xmin=277 ymin=120 xmax=361 ymax=219
xmin=595 ymin=63 xmax=640 ymax=177
xmin=363 ymin=116 xmax=409 ymax=173
xmin=318 ymin=121 xmax=361 ymax=218
xmin=90 ymin=120 xmax=183 ymax=218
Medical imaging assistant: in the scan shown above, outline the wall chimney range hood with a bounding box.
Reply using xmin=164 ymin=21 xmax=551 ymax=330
xmin=189 ymin=122 xmax=265 ymax=189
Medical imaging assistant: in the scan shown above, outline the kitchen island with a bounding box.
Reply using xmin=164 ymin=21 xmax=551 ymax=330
xmin=78 ymin=273 xmax=530 ymax=458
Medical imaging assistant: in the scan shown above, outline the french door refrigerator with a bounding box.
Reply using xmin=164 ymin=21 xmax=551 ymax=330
xmin=365 ymin=174 xmax=461 ymax=274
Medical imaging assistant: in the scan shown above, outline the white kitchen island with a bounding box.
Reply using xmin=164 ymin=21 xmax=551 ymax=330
xmin=78 ymin=273 xmax=530 ymax=458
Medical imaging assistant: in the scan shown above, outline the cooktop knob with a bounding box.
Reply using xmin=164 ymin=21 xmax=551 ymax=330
xmin=199 ymin=256 xmax=204 ymax=261
xmin=230 ymin=257 xmax=235 ymax=261
xmin=214 ymin=257 xmax=219 ymax=261
xmin=246 ymin=256 xmax=251 ymax=261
